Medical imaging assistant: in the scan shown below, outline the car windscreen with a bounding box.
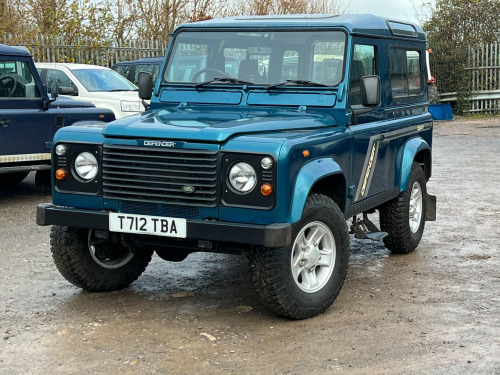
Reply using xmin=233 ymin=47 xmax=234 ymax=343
xmin=72 ymin=69 xmax=137 ymax=92
xmin=164 ymin=30 xmax=346 ymax=87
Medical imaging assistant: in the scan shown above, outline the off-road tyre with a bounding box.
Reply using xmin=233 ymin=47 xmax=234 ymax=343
xmin=50 ymin=226 xmax=153 ymax=292
xmin=379 ymin=162 xmax=427 ymax=254
xmin=248 ymin=194 xmax=349 ymax=319
xmin=0 ymin=171 xmax=29 ymax=186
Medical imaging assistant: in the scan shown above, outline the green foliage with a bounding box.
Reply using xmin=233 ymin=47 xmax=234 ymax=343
xmin=423 ymin=0 xmax=500 ymax=49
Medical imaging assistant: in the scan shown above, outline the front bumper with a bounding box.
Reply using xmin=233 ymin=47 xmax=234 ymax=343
xmin=36 ymin=203 xmax=291 ymax=248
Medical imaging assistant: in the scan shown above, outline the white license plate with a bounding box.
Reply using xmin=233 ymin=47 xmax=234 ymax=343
xmin=109 ymin=212 xmax=186 ymax=238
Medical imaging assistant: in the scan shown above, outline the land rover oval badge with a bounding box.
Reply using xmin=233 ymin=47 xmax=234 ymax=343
xmin=181 ymin=185 xmax=196 ymax=193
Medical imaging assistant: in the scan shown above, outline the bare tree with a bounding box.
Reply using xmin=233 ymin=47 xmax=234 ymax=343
xmin=105 ymin=0 xmax=139 ymax=41
xmin=19 ymin=0 xmax=63 ymax=35
xmin=129 ymin=0 xmax=188 ymax=41
xmin=183 ymin=0 xmax=229 ymax=22
xmin=230 ymin=0 xmax=349 ymax=16
xmin=1 ymin=0 xmax=351 ymax=48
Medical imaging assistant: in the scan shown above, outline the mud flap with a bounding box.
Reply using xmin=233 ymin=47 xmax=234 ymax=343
xmin=425 ymin=193 xmax=437 ymax=221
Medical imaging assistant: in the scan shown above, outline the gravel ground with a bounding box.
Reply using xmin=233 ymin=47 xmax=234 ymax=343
xmin=0 ymin=117 xmax=499 ymax=374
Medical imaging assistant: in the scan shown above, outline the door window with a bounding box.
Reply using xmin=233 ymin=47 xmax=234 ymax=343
xmin=349 ymin=44 xmax=377 ymax=105
xmin=45 ymin=69 xmax=78 ymax=95
xmin=0 ymin=60 xmax=40 ymax=98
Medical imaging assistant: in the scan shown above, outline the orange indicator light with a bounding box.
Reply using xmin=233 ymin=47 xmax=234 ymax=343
xmin=261 ymin=183 xmax=273 ymax=196
xmin=99 ymin=114 xmax=105 ymax=119
xmin=55 ymin=168 xmax=67 ymax=180
xmin=302 ymin=150 xmax=310 ymax=157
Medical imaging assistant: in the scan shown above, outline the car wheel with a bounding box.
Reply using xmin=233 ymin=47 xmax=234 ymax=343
xmin=379 ymin=162 xmax=427 ymax=254
xmin=50 ymin=226 xmax=153 ymax=292
xmin=248 ymin=194 xmax=349 ymax=319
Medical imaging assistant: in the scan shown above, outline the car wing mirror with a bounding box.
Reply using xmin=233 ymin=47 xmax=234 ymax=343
xmin=59 ymin=86 xmax=78 ymax=96
xmin=361 ymin=75 xmax=381 ymax=107
xmin=138 ymin=72 xmax=153 ymax=100
xmin=50 ymin=82 xmax=59 ymax=100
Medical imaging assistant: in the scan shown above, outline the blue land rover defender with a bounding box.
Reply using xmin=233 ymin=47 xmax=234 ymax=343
xmin=0 ymin=44 xmax=115 ymax=186
xmin=37 ymin=14 xmax=436 ymax=319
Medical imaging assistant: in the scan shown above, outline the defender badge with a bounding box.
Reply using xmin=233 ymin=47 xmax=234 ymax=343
xmin=143 ymin=140 xmax=176 ymax=147
xmin=181 ymin=185 xmax=196 ymax=193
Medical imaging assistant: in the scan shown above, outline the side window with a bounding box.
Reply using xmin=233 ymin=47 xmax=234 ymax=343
xmin=313 ymin=41 xmax=344 ymax=85
xmin=166 ymin=42 xmax=208 ymax=82
xmin=389 ymin=48 xmax=423 ymax=98
xmin=133 ymin=64 xmax=154 ymax=85
xmin=223 ymin=48 xmax=268 ymax=82
xmin=281 ymin=51 xmax=299 ymax=81
xmin=0 ymin=60 xmax=41 ymax=98
xmin=45 ymin=69 xmax=78 ymax=95
xmin=113 ymin=65 xmax=131 ymax=80
xmin=349 ymin=44 xmax=377 ymax=105
xmin=224 ymin=48 xmax=246 ymax=78
xmin=151 ymin=64 xmax=160 ymax=83
xmin=46 ymin=69 xmax=71 ymax=89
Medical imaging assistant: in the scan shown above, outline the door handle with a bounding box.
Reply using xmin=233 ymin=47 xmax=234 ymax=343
xmin=0 ymin=119 xmax=10 ymax=127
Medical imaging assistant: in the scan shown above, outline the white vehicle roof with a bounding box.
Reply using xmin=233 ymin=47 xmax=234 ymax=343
xmin=36 ymin=62 xmax=110 ymax=71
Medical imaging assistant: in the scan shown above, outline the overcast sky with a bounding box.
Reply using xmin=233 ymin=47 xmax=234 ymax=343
xmin=348 ymin=0 xmax=428 ymax=24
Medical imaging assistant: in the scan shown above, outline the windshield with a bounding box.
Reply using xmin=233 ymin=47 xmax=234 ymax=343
xmin=164 ymin=30 xmax=346 ymax=87
xmin=72 ymin=69 xmax=137 ymax=92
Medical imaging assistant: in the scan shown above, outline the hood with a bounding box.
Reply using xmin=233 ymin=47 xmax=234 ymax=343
xmin=89 ymin=90 xmax=140 ymax=102
xmin=50 ymin=96 xmax=95 ymax=108
xmin=102 ymin=106 xmax=337 ymax=143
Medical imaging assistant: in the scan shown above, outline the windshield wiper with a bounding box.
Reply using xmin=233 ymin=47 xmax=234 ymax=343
xmin=266 ymin=80 xmax=330 ymax=90
xmin=194 ymin=77 xmax=253 ymax=88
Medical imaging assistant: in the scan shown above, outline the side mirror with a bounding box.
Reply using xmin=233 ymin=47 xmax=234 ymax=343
xmin=360 ymin=75 xmax=381 ymax=107
xmin=138 ymin=72 xmax=153 ymax=100
xmin=58 ymin=86 xmax=78 ymax=96
xmin=50 ymin=82 xmax=59 ymax=100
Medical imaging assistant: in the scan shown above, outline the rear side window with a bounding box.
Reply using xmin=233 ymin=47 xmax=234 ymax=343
xmin=389 ymin=48 xmax=422 ymax=98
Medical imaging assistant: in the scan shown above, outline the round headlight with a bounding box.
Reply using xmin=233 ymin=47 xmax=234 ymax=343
xmin=229 ymin=162 xmax=257 ymax=193
xmin=74 ymin=152 xmax=98 ymax=181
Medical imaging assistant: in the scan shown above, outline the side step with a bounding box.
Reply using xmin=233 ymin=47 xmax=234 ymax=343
xmin=349 ymin=213 xmax=388 ymax=241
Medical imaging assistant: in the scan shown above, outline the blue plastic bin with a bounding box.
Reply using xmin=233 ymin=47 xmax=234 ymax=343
xmin=429 ymin=104 xmax=453 ymax=120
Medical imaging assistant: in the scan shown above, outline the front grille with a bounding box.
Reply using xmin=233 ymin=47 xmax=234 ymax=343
xmin=102 ymin=145 xmax=217 ymax=207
